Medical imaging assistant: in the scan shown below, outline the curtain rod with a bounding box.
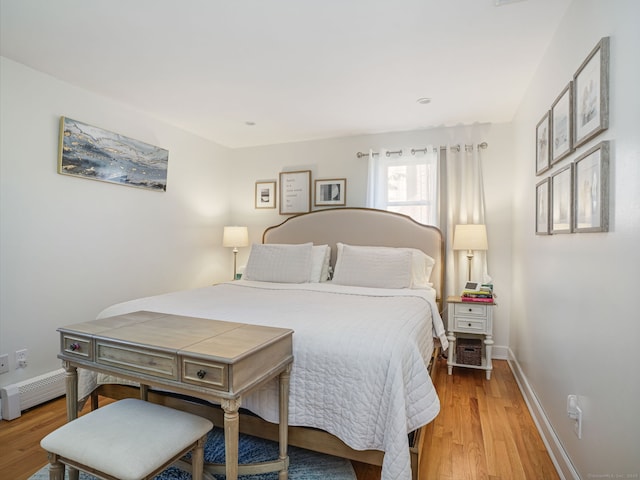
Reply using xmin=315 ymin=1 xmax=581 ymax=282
xmin=356 ymin=142 xmax=488 ymax=158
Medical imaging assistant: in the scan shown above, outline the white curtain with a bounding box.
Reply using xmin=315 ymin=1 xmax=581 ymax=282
xmin=366 ymin=148 xmax=387 ymax=209
xmin=444 ymin=144 xmax=491 ymax=297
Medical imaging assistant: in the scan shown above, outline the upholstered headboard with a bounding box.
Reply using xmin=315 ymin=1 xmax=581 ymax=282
xmin=262 ymin=208 xmax=444 ymax=307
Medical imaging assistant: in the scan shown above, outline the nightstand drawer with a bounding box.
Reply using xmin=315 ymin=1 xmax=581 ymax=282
xmin=453 ymin=303 xmax=488 ymax=317
xmin=454 ymin=317 xmax=487 ymax=332
xmin=182 ymin=358 xmax=228 ymax=391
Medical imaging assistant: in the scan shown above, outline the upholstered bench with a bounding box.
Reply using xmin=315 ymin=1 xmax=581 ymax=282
xmin=40 ymin=398 xmax=213 ymax=480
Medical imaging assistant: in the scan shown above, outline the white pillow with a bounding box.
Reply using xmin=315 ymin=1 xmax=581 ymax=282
xmin=405 ymin=248 xmax=436 ymax=288
xmin=310 ymin=245 xmax=331 ymax=282
xmin=333 ymin=244 xmax=435 ymax=289
xmin=332 ymin=243 xmax=412 ymax=289
xmin=243 ymin=243 xmax=313 ymax=283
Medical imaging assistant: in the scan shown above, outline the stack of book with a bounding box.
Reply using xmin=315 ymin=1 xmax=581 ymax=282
xmin=461 ymin=284 xmax=494 ymax=303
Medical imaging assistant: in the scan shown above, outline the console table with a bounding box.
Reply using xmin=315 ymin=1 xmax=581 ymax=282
xmin=57 ymin=310 xmax=294 ymax=480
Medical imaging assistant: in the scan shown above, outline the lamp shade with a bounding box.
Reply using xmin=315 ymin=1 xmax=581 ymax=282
xmin=452 ymin=224 xmax=488 ymax=251
xmin=222 ymin=226 xmax=249 ymax=248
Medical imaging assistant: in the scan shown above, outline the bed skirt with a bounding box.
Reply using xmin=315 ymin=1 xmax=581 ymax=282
xmin=90 ymin=343 xmax=440 ymax=480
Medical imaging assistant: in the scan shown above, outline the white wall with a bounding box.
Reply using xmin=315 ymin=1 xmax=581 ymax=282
xmin=228 ymin=123 xmax=515 ymax=358
xmin=510 ymin=0 xmax=640 ymax=477
xmin=0 ymin=58 xmax=232 ymax=388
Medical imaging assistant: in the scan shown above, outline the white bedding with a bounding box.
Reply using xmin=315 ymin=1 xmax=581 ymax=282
xmin=90 ymin=281 xmax=448 ymax=480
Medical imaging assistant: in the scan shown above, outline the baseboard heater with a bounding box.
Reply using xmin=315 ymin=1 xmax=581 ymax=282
xmin=0 ymin=368 xmax=66 ymax=420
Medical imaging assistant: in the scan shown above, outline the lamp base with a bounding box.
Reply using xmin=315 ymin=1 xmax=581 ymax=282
xmin=232 ymin=248 xmax=238 ymax=281
xmin=466 ymin=251 xmax=474 ymax=282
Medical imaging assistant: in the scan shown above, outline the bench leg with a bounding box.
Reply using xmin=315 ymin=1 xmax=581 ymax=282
xmin=47 ymin=453 xmax=65 ymax=480
xmin=191 ymin=436 xmax=206 ymax=480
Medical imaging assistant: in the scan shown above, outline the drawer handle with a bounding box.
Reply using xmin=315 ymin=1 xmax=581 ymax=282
xmin=468 ymin=323 xmax=472 ymax=327
xmin=197 ymin=369 xmax=207 ymax=379
xmin=69 ymin=343 xmax=81 ymax=351
xmin=468 ymin=308 xmax=473 ymax=312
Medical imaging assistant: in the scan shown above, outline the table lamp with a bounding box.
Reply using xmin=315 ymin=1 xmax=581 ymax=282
xmin=452 ymin=224 xmax=488 ymax=281
xmin=222 ymin=226 xmax=249 ymax=280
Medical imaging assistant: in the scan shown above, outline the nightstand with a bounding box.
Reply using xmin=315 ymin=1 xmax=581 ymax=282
xmin=446 ymin=295 xmax=494 ymax=380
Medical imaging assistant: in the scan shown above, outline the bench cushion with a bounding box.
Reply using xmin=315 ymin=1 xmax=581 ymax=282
xmin=41 ymin=399 xmax=213 ymax=480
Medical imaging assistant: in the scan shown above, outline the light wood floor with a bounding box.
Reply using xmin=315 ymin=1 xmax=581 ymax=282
xmin=417 ymin=358 xmax=559 ymax=480
xmin=0 ymin=359 xmax=559 ymax=480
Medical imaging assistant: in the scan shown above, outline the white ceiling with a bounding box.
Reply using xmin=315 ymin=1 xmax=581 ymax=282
xmin=1 ymin=0 xmax=572 ymax=148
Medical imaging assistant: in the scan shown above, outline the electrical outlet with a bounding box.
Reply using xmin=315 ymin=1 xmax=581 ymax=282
xmin=0 ymin=353 xmax=9 ymax=374
xmin=567 ymin=394 xmax=583 ymax=439
xmin=15 ymin=349 xmax=28 ymax=368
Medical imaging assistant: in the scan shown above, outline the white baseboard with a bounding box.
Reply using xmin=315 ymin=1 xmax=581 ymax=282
xmin=492 ymin=345 xmax=509 ymax=360
xmin=507 ymin=349 xmax=579 ymax=480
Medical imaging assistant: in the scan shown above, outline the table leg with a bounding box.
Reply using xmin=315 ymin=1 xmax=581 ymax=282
xmin=484 ymin=334 xmax=494 ymax=380
xmin=279 ymin=364 xmax=292 ymax=480
xmin=446 ymin=332 xmax=455 ymax=375
xmin=221 ymin=398 xmax=241 ymax=480
xmin=90 ymin=390 xmax=98 ymax=411
xmin=140 ymin=384 xmax=149 ymax=401
xmin=63 ymin=361 xmax=79 ymax=480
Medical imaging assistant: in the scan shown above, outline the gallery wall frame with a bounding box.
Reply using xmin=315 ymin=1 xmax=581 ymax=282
xmin=535 ymin=178 xmax=551 ymax=235
xmin=551 ymin=164 xmax=573 ymax=234
xmin=573 ymin=37 xmax=610 ymax=148
xmin=536 ymin=111 xmax=551 ymax=175
xmin=551 ymin=82 xmax=574 ymax=164
xmin=255 ymin=181 xmax=276 ymax=209
xmin=314 ymin=178 xmax=346 ymax=207
xmin=573 ymin=141 xmax=609 ymax=233
xmin=57 ymin=116 xmax=169 ymax=192
xmin=279 ymin=170 xmax=311 ymax=215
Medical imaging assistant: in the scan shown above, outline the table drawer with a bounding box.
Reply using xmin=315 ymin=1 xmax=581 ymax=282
xmin=61 ymin=334 xmax=92 ymax=360
xmin=182 ymin=358 xmax=228 ymax=391
xmin=96 ymin=341 xmax=178 ymax=380
xmin=453 ymin=303 xmax=488 ymax=317
xmin=454 ymin=317 xmax=487 ymax=333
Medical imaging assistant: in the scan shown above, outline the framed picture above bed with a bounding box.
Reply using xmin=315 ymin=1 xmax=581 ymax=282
xmin=314 ymin=178 xmax=346 ymax=206
xmin=573 ymin=37 xmax=609 ymax=148
xmin=573 ymin=141 xmax=609 ymax=233
xmin=279 ymin=170 xmax=311 ymax=215
xmin=255 ymin=181 xmax=276 ymax=209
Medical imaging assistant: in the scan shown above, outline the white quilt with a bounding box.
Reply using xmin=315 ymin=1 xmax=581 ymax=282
xmin=91 ymin=281 xmax=448 ymax=480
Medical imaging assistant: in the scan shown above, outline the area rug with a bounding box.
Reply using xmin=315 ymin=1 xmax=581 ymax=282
xmin=30 ymin=427 xmax=357 ymax=480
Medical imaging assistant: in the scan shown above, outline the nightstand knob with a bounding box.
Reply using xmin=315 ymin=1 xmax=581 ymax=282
xmin=197 ymin=369 xmax=207 ymax=379
xmin=468 ymin=323 xmax=472 ymax=327
xmin=468 ymin=308 xmax=473 ymax=312
xmin=69 ymin=343 xmax=80 ymax=351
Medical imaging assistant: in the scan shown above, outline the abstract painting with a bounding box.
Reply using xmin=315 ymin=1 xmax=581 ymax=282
xmin=58 ymin=117 xmax=169 ymax=191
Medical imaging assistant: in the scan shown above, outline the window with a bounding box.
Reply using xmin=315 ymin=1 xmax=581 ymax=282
xmin=367 ymin=149 xmax=439 ymax=226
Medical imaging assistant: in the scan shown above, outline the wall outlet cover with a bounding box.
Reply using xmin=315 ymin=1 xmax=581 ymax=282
xmin=0 ymin=354 xmax=9 ymax=374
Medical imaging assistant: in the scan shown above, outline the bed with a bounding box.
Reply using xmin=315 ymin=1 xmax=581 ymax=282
xmin=86 ymin=208 xmax=447 ymax=480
